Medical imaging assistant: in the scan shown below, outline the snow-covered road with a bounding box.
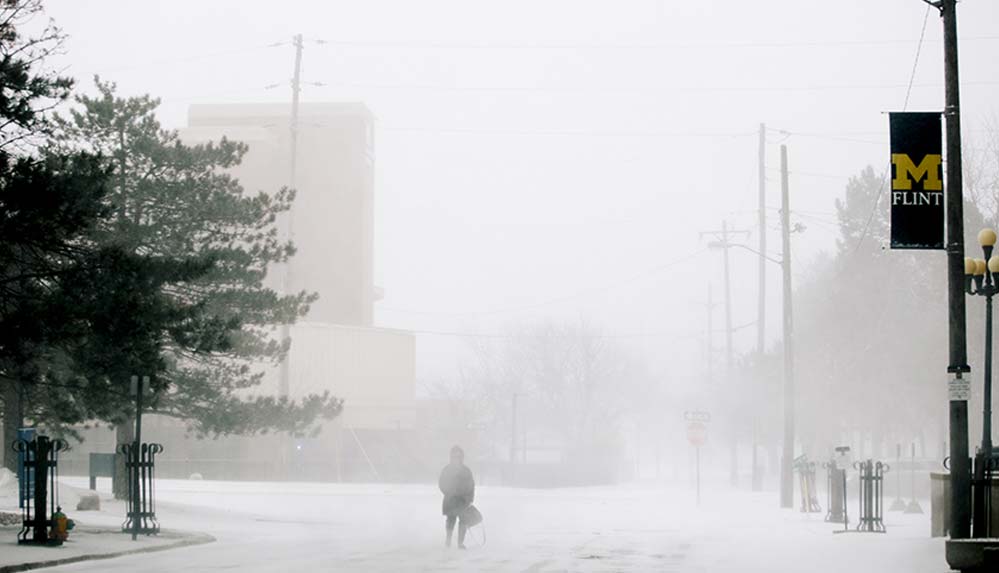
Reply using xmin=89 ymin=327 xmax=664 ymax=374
xmin=47 ymin=478 xmax=945 ymax=572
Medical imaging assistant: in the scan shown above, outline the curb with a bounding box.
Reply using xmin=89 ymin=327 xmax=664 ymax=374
xmin=0 ymin=529 xmax=216 ymax=573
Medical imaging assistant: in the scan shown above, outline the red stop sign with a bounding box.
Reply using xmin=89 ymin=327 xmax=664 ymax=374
xmin=687 ymin=422 xmax=707 ymax=447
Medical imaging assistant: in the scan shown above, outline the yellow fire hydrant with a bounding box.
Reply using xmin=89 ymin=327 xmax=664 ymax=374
xmin=50 ymin=507 xmax=74 ymax=542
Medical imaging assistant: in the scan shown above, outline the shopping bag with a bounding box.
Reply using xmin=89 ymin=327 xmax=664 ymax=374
xmin=462 ymin=504 xmax=483 ymax=528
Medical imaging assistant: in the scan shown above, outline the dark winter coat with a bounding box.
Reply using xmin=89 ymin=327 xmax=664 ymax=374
xmin=439 ymin=462 xmax=475 ymax=517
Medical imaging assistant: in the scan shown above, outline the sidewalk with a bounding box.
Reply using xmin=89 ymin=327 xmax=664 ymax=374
xmin=0 ymin=525 xmax=214 ymax=573
xmin=0 ymin=471 xmax=213 ymax=572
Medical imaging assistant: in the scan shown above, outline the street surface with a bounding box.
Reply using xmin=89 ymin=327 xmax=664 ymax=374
xmin=44 ymin=478 xmax=942 ymax=572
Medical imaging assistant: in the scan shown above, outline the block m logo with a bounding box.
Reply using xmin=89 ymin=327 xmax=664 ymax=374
xmin=891 ymin=153 xmax=943 ymax=191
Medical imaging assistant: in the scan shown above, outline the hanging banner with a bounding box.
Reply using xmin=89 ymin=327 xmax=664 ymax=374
xmin=889 ymin=112 xmax=944 ymax=249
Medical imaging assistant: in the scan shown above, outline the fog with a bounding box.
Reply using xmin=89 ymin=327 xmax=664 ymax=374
xmin=3 ymin=0 xmax=999 ymax=571
xmin=63 ymin=3 xmax=999 ymax=378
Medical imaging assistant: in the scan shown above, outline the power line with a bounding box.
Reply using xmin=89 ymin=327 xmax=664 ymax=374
xmin=400 ymin=327 xmax=703 ymax=341
xmin=321 ymin=317 xmax=709 ymax=341
xmin=851 ymin=5 xmax=934 ymax=254
xmin=67 ymin=33 xmax=999 ymax=81
xmin=770 ymin=131 xmax=888 ymax=146
xmin=904 ymin=5 xmax=933 ymax=110
xmin=764 ymin=125 xmax=999 ymax=146
xmin=851 ymin=170 xmax=890 ymax=254
xmin=793 ymin=212 xmax=841 ymax=236
xmin=310 ymin=79 xmax=999 ymax=95
xmin=185 ymin=116 xmax=759 ymax=141
xmin=792 ymin=208 xmax=838 ymax=217
xmin=84 ymin=49 xmax=998 ymax=100
xmin=307 ymin=35 xmax=999 ymax=51
xmin=380 ymin=125 xmax=757 ymax=139
xmin=82 ymin=43 xmax=281 ymax=76
xmin=764 ymin=166 xmax=853 ymax=180
xmin=766 ymin=126 xmax=888 ymax=145
xmin=158 ymin=85 xmax=279 ymax=104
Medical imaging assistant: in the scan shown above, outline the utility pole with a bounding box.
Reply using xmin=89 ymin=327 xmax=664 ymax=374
xmin=702 ymin=222 xmax=750 ymax=370
xmin=753 ymin=122 xmax=767 ymax=492
xmin=702 ymin=222 xmax=750 ymax=487
xmin=935 ymin=0 xmax=972 ymax=540
xmin=278 ymin=33 xmax=305 ymax=398
xmin=705 ymin=286 xmax=718 ymax=385
xmin=757 ymin=123 xmax=767 ymax=358
xmin=723 ymin=221 xmax=735 ymax=375
xmin=779 ymin=145 xmax=795 ymax=509
xmin=290 ymin=33 xmax=303 ymax=194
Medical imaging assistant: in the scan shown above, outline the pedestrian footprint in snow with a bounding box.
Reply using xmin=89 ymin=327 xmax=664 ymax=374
xmin=439 ymin=445 xmax=475 ymax=549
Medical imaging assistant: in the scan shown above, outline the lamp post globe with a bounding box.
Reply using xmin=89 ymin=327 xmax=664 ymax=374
xmin=967 ymin=257 xmax=979 ymax=275
xmin=978 ymin=228 xmax=997 ymax=248
xmin=975 ymin=259 xmax=987 ymax=276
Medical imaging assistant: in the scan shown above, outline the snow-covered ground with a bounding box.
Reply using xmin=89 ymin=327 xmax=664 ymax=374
xmin=10 ymin=476 xmax=943 ymax=573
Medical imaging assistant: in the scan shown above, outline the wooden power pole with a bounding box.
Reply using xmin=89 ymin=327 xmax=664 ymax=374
xmin=278 ymin=33 xmax=305 ymax=398
xmin=702 ymin=222 xmax=750 ymax=487
xmin=753 ymin=122 xmax=766 ymax=492
xmin=778 ymin=145 xmax=795 ymax=509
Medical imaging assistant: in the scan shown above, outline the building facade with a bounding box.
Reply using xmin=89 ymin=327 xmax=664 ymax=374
xmin=61 ymin=103 xmax=434 ymax=483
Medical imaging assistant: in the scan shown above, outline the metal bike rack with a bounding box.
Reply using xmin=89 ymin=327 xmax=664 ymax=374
xmin=12 ymin=435 xmax=69 ymax=545
xmin=854 ymin=459 xmax=888 ymax=533
xmin=794 ymin=455 xmax=822 ymax=513
xmin=119 ymin=442 xmax=164 ymax=538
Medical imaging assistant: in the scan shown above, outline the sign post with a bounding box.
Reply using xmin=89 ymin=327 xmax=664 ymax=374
xmin=129 ymin=375 xmax=148 ymax=541
xmin=685 ymin=411 xmax=711 ymax=506
xmin=832 ymin=446 xmax=853 ymax=534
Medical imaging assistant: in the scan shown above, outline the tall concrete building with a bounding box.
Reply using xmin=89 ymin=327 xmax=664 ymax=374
xmin=180 ymin=103 xmax=417 ymax=430
xmin=183 ymin=102 xmax=377 ymax=326
xmin=59 ymin=103 xmax=477 ymax=483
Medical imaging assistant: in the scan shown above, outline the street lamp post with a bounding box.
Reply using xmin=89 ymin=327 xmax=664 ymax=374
xmin=965 ymin=229 xmax=997 ymax=454
xmin=964 ymin=228 xmax=998 ymax=538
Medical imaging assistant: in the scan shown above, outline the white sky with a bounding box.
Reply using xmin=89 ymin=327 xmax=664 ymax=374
xmin=40 ymin=0 xmax=999 ymax=386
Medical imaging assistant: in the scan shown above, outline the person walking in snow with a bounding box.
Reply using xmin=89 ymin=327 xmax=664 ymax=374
xmin=439 ymin=445 xmax=475 ymax=549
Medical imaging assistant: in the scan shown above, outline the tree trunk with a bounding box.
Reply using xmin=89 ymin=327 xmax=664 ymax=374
xmin=2 ymin=380 xmax=22 ymax=474
xmin=113 ymin=419 xmax=134 ymax=500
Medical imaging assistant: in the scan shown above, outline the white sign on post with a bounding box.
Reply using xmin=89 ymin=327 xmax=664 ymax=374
xmin=948 ymin=377 xmax=970 ymax=401
xmin=833 ymin=446 xmax=853 ymax=471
